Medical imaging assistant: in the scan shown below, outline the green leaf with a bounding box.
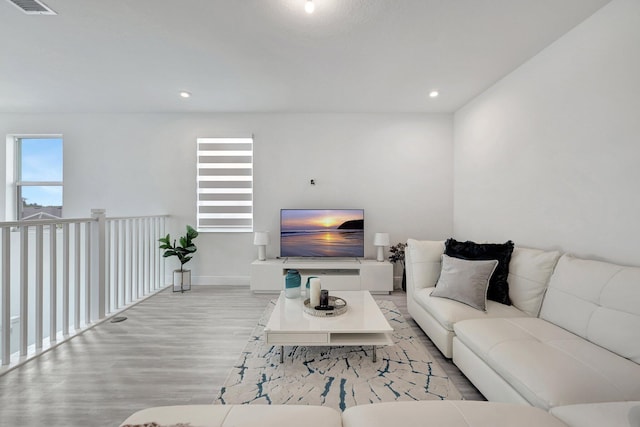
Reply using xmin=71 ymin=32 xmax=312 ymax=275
xmin=186 ymin=225 xmax=198 ymax=239
xmin=158 ymin=225 xmax=198 ymax=265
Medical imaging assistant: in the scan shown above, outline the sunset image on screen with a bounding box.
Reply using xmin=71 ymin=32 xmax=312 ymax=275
xmin=280 ymin=209 xmax=364 ymax=257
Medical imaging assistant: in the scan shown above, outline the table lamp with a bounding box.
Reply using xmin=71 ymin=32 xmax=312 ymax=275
xmin=254 ymin=231 xmax=270 ymax=261
xmin=374 ymin=232 xmax=390 ymax=262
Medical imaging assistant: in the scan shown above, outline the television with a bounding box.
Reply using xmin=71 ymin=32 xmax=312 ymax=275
xmin=280 ymin=209 xmax=364 ymax=258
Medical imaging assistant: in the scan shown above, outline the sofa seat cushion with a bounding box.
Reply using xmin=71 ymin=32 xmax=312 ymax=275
xmin=342 ymin=400 xmax=568 ymax=427
xmin=414 ymin=286 xmax=527 ymax=332
xmin=120 ymin=404 xmax=342 ymax=427
xmin=550 ymin=401 xmax=640 ymax=427
xmin=454 ymin=317 xmax=640 ymax=409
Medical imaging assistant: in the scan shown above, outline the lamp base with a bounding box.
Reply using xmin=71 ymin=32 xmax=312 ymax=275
xmin=258 ymin=245 xmax=266 ymax=261
xmin=376 ymin=246 xmax=384 ymax=262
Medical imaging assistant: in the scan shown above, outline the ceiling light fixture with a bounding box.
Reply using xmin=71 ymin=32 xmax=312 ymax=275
xmin=180 ymin=91 xmax=191 ymax=98
xmin=304 ymin=0 xmax=315 ymax=14
xmin=429 ymin=90 xmax=439 ymax=98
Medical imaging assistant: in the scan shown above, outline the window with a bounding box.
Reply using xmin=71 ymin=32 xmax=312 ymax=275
xmin=196 ymin=137 xmax=253 ymax=232
xmin=14 ymin=136 xmax=63 ymax=220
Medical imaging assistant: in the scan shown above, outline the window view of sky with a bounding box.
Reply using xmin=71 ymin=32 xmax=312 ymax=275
xmin=20 ymin=137 xmax=63 ymax=207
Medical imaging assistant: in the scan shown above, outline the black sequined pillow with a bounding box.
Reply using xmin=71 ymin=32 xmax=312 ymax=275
xmin=444 ymin=238 xmax=515 ymax=305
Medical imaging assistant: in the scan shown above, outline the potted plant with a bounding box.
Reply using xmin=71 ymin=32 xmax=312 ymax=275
xmin=159 ymin=225 xmax=199 ymax=293
xmin=389 ymin=242 xmax=407 ymax=291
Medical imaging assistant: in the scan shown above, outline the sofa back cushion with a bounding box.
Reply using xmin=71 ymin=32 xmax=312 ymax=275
xmin=540 ymin=254 xmax=640 ymax=363
xmin=405 ymin=239 xmax=444 ymax=291
xmin=508 ymin=247 xmax=561 ymax=316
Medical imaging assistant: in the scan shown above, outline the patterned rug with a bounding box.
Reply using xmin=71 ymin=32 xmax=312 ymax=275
xmin=214 ymin=299 xmax=462 ymax=411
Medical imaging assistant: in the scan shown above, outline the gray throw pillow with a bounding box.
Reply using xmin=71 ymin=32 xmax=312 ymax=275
xmin=431 ymin=254 xmax=498 ymax=311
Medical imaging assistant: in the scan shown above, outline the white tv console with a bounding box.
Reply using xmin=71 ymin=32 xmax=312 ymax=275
xmin=250 ymin=258 xmax=393 ymax=294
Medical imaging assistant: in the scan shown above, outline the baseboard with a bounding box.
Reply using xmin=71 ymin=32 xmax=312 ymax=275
xmin=192 ymin=275 xmax=250 ymax=286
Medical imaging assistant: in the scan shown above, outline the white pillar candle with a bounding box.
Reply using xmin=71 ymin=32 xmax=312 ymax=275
xmin=309 ymin=278 xmax=321 ymax=307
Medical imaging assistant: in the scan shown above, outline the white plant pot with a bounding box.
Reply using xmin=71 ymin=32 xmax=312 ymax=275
xmin=173 ymin=269 xmax=191 ymax=293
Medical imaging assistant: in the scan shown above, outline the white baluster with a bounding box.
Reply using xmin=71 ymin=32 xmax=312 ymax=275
xmin=153 ymin=218 xmax=158 ymax=289
xmin=63 ymin=223 xmax=70 ymax=336
xmin=35 ymin=225 xmax=44 ymax=349
xmin=127 ymin=219 xmax=133 ymax=303
xmin=143 ymin=218 xmax=149 ymax=295
xmin=156 ymin=217 xmax=161 ymax=289
xmin=132 ymin=219 xmax=138 ymax=300
xmin=49 ymin=224 xmax=57 ymax=342
xmin=85 ymin=221 xmax=91 ymax=325
xmin=20 ymin=225 xmax=28 ymax=356
xmin=90 ymin=209 xmax=106 ymax=321
xmin=114 ymin=220 xmax=120 ymax=309
xmin=105 ymin=220 xmax=111 ymax=313
xmin=1 ymin=227 xmax=11 ymax=365
xmin=74 ymin=222 xmax=81 ymax=330
xmin=157 ymin=218 xmax=161 ymax=288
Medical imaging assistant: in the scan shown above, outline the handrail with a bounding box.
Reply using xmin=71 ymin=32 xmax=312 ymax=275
xmin=0 ymin=217 xmax=95 ymax=228
xmin=0 ymin=210 xmax=168 ymax=373
xmin=0 ymin=214 xmax=169 ymax=228
xmin=107 ymin=214 xmax=168 ymax=221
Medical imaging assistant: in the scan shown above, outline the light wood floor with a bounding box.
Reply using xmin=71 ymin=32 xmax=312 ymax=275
xmin=0 ymin=286 xmax=483 ymax=427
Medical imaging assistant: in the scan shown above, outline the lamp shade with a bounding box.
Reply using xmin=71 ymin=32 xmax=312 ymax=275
xmin=253 ymin=231 xmax=270 ymax=246
xmin=373 ymin=232 xmax=390 ymax=247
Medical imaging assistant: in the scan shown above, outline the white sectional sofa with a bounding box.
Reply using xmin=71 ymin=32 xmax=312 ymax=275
xmin=406 ymin=238 xmax=640 ymax=418
xmin=120 ymin=401 xmax=569 ymax=427
xmin=120 ymin=400 xmax=640 ymax=427
xmin=406 ymin=239 xmax=562 ymax=358
xmin=120 ymin=240 xmax=640 ymax=427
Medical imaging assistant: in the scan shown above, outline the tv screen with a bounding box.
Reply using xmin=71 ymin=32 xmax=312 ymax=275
xmin=280 ymin=209 xmax=364 ymax=258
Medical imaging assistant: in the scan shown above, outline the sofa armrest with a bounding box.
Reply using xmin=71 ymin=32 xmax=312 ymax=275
xmin=405 ymin=239 xmax=444 ymax=298
xmin=550 ymin=401 xmax=640 ymax=427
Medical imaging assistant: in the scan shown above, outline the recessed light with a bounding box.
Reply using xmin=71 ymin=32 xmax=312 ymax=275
xmin=429 ymin=90 xmax=439 ymax=98
xmin=180 ymin=91 xmax=191 ymax=98
xmin=305 ymin=0 xmax=315 ymax=14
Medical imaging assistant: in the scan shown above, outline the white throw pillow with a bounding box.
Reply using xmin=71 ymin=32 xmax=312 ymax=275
xmin=431 ymin=254 xmax=498 ymax=311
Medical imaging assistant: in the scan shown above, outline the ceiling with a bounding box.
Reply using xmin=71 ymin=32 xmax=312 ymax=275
xmin=0 ymin=0 xmax=611 ymax=114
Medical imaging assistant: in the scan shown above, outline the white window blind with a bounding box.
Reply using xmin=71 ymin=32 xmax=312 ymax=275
xmin=197 ymin=137 xmax=253 ymax=232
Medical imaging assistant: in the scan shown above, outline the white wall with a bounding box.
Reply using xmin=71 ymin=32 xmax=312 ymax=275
xmin=1 ymin=113 xmax=454 ymax=284
xmin=453 ymin=0 xmax=640 ymax=265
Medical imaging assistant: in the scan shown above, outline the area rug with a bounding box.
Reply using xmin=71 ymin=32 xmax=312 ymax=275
xmin=214 ymin=299 xmax=462 ymax=411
